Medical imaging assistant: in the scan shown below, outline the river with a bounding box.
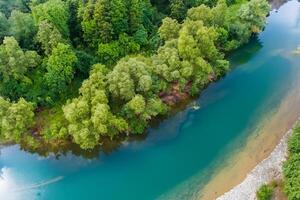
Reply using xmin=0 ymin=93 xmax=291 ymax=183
xmin=1 ymin=1 xmax=300 ymax=200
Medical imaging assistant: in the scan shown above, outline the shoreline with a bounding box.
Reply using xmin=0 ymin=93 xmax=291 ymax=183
xmin=199 ymin=58 xmax=300 ymax=199
xmin=216 ymin=120 xmax=298 ymax=200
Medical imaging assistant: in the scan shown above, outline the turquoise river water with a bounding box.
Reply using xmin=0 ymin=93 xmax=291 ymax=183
xmin=1 ymin=1 xmax=300 ymax=200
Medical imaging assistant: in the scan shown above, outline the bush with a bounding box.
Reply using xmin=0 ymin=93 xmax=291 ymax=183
xmin=256 ymin=184 xmax=274 ymax=200
xmin=283 ymin=123 xmax=300 ymax=200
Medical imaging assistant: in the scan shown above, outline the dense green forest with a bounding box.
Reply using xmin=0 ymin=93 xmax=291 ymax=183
xmin=0 ymin=0 xmax=270 ymax=150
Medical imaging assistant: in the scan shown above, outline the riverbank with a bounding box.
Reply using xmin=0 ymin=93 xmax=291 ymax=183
xmin=216 ymin=121 xmax=297 ymax=200
xmin=199 ymin=53 xmax=300 ymax=199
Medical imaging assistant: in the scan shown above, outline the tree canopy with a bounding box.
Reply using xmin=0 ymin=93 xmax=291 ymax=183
xmin=0 ymin=0 xmax=270 ymax=150
xmin=0 ymin=97 xmax=35 ymax=141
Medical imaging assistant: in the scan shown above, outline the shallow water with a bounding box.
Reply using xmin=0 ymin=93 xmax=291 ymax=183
xmin=1 ymin=1 xmax=300 ymax=200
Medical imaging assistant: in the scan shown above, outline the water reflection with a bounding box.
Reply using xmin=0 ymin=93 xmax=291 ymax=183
xmin=228 ymin=37 xmax=263 ymax=67
xmin=14 ymin=133 xmax=147 ymax=159
xmin=270 ymin=0 xmax=289 ymax=10
xmin=0 ymin=167 xmax=33 ymax=200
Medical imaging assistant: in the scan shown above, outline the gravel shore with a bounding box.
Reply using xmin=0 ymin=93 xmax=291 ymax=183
xmin=216 ymin=123 xmax=296 ymax=200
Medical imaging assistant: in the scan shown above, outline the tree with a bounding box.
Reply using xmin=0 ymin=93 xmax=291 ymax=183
xmin=126 ymin=95 xmax=146 ymax=115
xmin=32 ymin=0 xmax=70 ymax=38
xmin=0 ymin=97 xmax=35 ymax=141
xmin=238 ymin=0 xmax=270 ymax=33
xmin=98 ymin=41 xmax=121 ymax=66
xmin=187 ymin=0 xmax=227 ymax=27
xmin=63 ymin=64 xmax=128 ymax=149
xmin=158 ymin=17 xmax=181 ymax=41
xmin=93 ymin=0 xmax=113 ymax=43
xmin=9 ymin=10 xmax=37 ymax=48
xmin=0 ymin=37 xmax=40 ymax=100
xmin=225 ymin=0 xmax=270 ymax=46
xmin=44 ymin=43 xmax=77 ymax=96
xmin=211 ymin=0 xmax=228 ymax=27
xmin=97 ymin=33 xmax=141 ymax=66
xmin=0 ymin=12 xmax=8 ymax=40
xmin=170 ymin=0 xmax=186 ymax=21
xmin=107 ymin=57 xmax=154 ymax=101
xmin=0 ymin=0 xmax=30 ymax=17
xmin=80 ymin=0 xmax=113 ymax=47
xmin=123 ymin=95 xmax=167 ymax=134
xmin=256 ymin=184 xmax=274 ymax=200
xmin=66 ymin=0 xmax=83 ymax=46
xmin=110 ymin=0 xmax=128 ymax=36
xmin=74 ymin=50 xmax=97 ymax=75
xmin=128 ymin=0 xmax=143 ymax=34
xmin=152 ymin=42 xmax=193 ymax=83
xmin=0 ymin=97 xmax=9 ymax=123
xmin=178 ymin=20 xmax=220 ymax=63
xmin=283 ymin=124 xmax=300 ymax=200
xmin=36 ymin=20 xmax=66 ymax=55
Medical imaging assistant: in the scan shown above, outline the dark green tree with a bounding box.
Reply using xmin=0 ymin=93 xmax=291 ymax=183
xmin=44 ymin=43 xmax=77 ymax=96
xmin=32 ymin=0 xmax=70 ymax=38
xmin=9 ymin=10 xmax=37 ymax=48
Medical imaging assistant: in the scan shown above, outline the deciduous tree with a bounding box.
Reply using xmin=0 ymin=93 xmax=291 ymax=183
xmin=44 ymin=43 xmax=77 ymax=95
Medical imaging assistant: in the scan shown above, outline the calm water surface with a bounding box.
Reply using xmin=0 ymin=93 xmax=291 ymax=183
xmin=2 ymin=1 xmax=300 ymax=200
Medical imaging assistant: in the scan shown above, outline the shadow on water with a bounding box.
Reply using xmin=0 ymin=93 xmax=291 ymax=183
xmin=228 ymin=37 xmax=263 ymax=67
xmin=14 ymin=135 xmax=147 ymax=159
xmin=269 ymin=0 xmax=289 ymax=10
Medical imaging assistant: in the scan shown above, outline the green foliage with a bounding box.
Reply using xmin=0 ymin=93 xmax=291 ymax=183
xmin=44 ymin=43 xmax=77 ymax=97
xmin=256 ymin=184 xmax=274 ymax=200
xmin=98 ymin=42 xmax=121 ymax=66
xmin=128 ymin=0 xmax=143 ymax=34
xmin=187 ymin=0 xmax=227 ymax=27
xmin=152 ymin=42 xmax=192 ymax=83
xmin=178 ymin=20 xmax=220 ymax=62
xmin=80 ymin=0 xmax=113 ymax=47
xmin=238 ymin=0 xmax=270 ymax=33
xmin=0 ymin=0 xmax=30 ymax=17
xmin=36 ymin=20 xmax=66 ymax=55
xmin=158 ymin=17 xmax=181 ymax=41
xmin=126 ymin=95 xmax=146 ymax=115
xmin=283 ymin=124 xmax=300 ymax=200
xmin=284 ymin=154 xmax=300 ymax=200
xmin=225 ymin=0 xmax=270 ymax=48
xmin=66 ymin=0 xmax=83 ymax=46
xmin=0 ymin=12 xmax=8 ymax=40
xmin=0 ymin=97 xmax=35 ymax=141
xmin=0 ymin=0 xmax=270 ymax=150
xmin=123 ymin=96 xmax=167 ymax=134
xmin=110 ymin=0 xmax=128 ymax=35
xmin=107 ymin=57 xmax=154 ymax=101
xmin=74 ymin=50 xmax=97 ymax=75
xmin=0 ymin=37 xmax=40 ymax=100
xmin=8 ymin=10 xmax=37 ymax=48
xmin=32 ymin=0 xmax=70 ymax=38
xmin=170 ymin=0 xmax=187 ymax=21
xmin=63 ymin=64 xmax=128 ymax=149
xmin=79 ymin=0 xmax=156 ymax=52
xmin=98 ymin=34 xmax=141 ymax=66
xmin=288 ymin=124 xmax=300 ymax=154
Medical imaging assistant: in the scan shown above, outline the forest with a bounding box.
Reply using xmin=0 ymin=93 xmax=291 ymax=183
xmin=0 ymin=0 xmax=270 ymax=150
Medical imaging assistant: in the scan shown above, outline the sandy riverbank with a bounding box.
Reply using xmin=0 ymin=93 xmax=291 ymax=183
xmin=199 ymin=61 xmax=300 ymax=199
xmin=216 ymin=123 xmax=296 ymax=200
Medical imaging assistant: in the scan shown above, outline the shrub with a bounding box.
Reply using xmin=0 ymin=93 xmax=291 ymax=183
xmin=256 ymin=184 xmax=274 ymax=200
